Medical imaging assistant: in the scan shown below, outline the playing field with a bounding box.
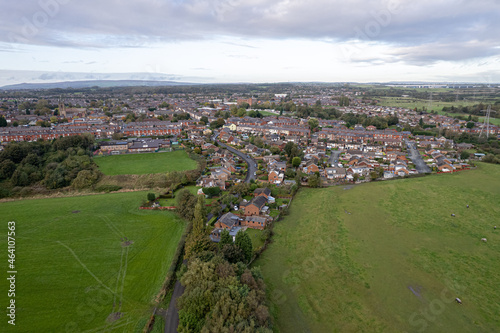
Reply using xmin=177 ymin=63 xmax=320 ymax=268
xmin=0 ymin=191 xmax=186 ymax=333
xmin=255 ymin=163 xmax=500 ymax=332
xmin=94 ymin=150 xmax=198 ymax=175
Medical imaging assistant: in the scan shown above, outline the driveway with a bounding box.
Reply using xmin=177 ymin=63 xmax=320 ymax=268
xmin=216 ymin=140 xmax=257 ymax=183
xmin=406 ymin=140 xmax=431 ymax=173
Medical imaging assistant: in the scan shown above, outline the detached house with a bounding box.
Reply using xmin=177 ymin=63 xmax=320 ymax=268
xmin=215 ymin=212 xmax=242 ymax=230
xmin=324 ymin=167 xmax=346 ymax=180
xmin=268 ymin=169 xmax=284 ymax=185
xmin=302 ymin=160 xmax=320 ymax=175
xmin=241 ymin=196 xmax=268 ymax=216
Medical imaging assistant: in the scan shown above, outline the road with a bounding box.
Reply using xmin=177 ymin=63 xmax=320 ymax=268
xmin=406 ymin=140 xmax=431 ymax=173
xmin=216 ymin=140 xmax=257 ymax=183
xmin=329 ymin=150 xmax=343 ymax=166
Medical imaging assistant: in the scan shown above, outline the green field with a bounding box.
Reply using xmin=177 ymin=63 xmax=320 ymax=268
xmin=94 ymin=150 xmax=198 ymax=175
xmin=255 ymin=163 xmax=500 ymax=332
xmin=0 ymin=191 xmax=186 ymax=333
xmin=377 ymin=96 xmax=500 ymax=125
xmin=377 ymin=96 xmax=480 ymax=111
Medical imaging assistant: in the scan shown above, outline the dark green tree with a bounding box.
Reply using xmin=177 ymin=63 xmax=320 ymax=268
xmin=176 ymin=189 xmax=198 ymax=221
xmin=235 ymin=231 xmax=253 ymax=263
xmin=308 ymin=118 xmax=319 ymax=131
xmin=218 ymin=229 xmax=232 ymax=249
xmin=147 ymin=192 xmax=156 ymax=202
xmin=193 ymin=196 xmax=206 ymax=234
xmin=221 ymin=244 xmax=245 ymax=264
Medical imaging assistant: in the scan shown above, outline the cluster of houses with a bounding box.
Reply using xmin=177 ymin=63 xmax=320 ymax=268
xmin=210 ymin=188 xmax=274 ymax=242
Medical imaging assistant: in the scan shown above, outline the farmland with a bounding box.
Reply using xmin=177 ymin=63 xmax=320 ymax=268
xmin=94 ymin=150 xmax=198 ymax=175
xmin=0 ymin=191 xmax=186 ymax=333
xmin=256 ymin=163 xmax=500 ymax=332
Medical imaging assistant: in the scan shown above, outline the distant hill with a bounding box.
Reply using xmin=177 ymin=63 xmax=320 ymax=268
xmin=0 ymin=80 xmax=199 ymax=90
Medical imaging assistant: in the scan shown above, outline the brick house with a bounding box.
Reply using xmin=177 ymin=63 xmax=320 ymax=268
xmin=242 ymin=196 xmax=267 ymax=216
xmin=253 ymin=187 xmax=272 ymax=199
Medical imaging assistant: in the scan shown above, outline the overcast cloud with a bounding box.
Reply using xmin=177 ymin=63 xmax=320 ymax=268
xmin=1 ymin=0 xmax=499 ymax=84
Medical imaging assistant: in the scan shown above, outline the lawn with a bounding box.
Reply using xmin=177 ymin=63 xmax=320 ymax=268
xmin=94 ymin=150 xmax=198 ymax=175
xmin=246 ymin=228 xmax=265 ymax=251
xmin=0 ymin=191 xmax=186 ymax=333
xmin=255 ymin=163 xmax=500 ymax=332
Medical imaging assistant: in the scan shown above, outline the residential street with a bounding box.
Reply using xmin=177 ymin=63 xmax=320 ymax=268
xmin=329 ymin=150 xmax=343 ymax=166
xmin=216 ymin=140 xmax=257 ymax=183
xmin=406 ymin=140 xmax=431 ymax=173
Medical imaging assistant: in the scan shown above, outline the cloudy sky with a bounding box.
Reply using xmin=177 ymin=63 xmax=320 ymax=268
xmin=1 ymin=0 xmax=499 ymax=86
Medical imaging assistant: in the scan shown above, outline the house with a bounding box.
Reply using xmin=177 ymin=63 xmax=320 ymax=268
xmin=198 ymin=177 xmax=226 ymax=190
xmin=253 ymin=187 xmax=272 ymax=199
xmin=324 ymin=167 xmax=346 ymax=180
xmin=243 ymin=216 xmax=268 ymax=230
xmin=214 ymin=212 xmax=243 ymax=230
xmin=242 ymin=196 xmax=268 ymax=216
xmin=302 ymin=160 xmax=320 ymax=175
xmin=268 ymin=169 xmax=284 ymax=184
xmin=211 ymin=168 xmax=231 ymax=181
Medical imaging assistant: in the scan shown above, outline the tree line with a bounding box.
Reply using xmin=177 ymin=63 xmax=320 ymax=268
xmin=0 ymin=134 xmax=100 ymax=197
xmin=173 ymin=189 xmax=272 ymax=332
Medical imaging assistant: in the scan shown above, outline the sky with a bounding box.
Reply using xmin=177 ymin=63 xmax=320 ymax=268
xmin=1 ymin=0 xmax=499 ymax=86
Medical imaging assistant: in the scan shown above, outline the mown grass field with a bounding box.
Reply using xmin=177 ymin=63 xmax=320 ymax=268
xmin=255 ymin=163 xmax=500 ymax=332
xmin=0 ymin=191 xmax=186 ymax=333
xmin=94 ymin=150 xmax=197 ymax=175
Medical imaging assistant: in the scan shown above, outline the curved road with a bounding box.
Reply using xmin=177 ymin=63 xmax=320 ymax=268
xmin=216 ymin=140 xmax=257 ymax=183
xmin=406 ymin=140 xmax=431 ymax=173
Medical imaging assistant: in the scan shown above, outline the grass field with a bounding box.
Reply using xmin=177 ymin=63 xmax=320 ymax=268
xmin=378 ymin=97 xmax=500 ymax=125
xmin=377 ymin=96 xmax=480 ymax=111
xmin=255 ymin=163 xmax=500 ymax=332
xmin=0 ymin=191 xmax=186 ymax=333
xmin=94 ymin=150 xmax=198 ymax=175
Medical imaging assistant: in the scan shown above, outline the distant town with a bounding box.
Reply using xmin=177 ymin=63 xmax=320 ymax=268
xmin=1 ymin=84 xmax=498 ymax=180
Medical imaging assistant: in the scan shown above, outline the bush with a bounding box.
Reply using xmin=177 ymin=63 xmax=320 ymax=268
xmin=147 ymin=192 xmax=156 ymax=202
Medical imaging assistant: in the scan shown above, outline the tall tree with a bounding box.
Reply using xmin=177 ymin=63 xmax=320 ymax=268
xmin=193 ymin=195 xmax=206 ymax=234
xmin=235 ymin=231 xmax=253 ymax=263
xmin=176 ymin=189 xmax=198 ymax=221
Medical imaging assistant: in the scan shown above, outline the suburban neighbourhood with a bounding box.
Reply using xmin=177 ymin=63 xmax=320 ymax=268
xmin=1 ymin=84 xmax=499 ymax=333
